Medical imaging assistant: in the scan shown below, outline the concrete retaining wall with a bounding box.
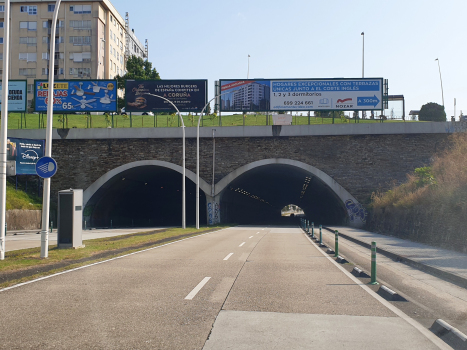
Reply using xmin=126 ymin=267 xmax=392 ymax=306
xmin=6 ymin=210 xmax=42 ymax=230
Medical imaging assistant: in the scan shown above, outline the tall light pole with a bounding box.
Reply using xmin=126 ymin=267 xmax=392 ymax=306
xmin=361 ymin=32 xmax=364 ymax=78
xmin=196 ymin=91 xmax=233 ymax=229
xmin=40 ymin=0 xmax=62 ymax=258
xmin=435 ymin=58 xmax=444 ymax=107
xmin=0 ymin=0 xmax=11 ymax=260
xmin=144 ymin=93 xmax=185 ymax=229
xmin=247 ymin=54 xmax=250 ymax=79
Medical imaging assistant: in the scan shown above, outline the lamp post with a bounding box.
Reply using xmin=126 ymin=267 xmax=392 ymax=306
xmin=247 ymin=54 xmax=250 ymax=79
xmin=40 ymin=0 xmax=62 ymax=258
xmin=144 ymin=93 xmax=186 ymax=229
xmin=196 ymin=91 xmax=234 ymax=229
xmin=361 ymin=32 xmax=364 ymax=78
xmin=98 ymin=38 xmax=105 ymax=79
xmin=0 ymin=0 xmax=10 ymax=260
xmin=435 ymin=58 xmax=444 ymax=107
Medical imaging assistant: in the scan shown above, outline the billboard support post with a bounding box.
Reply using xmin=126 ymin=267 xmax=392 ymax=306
xmin=40 ymin=0 xmax=62 ymax=259
xmin=145 ymin=93 xmax=186 ymax=229
xmin=0 ymin=0 xmax=10 ymax=260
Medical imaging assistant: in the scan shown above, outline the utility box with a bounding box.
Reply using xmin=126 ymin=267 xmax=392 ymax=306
xmin=58 ymin=189 xmax=84 ymax=249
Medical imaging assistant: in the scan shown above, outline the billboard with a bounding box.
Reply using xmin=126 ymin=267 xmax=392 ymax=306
xmin=125 ymin=80 xmax=207 ymax=113
xmin=219 ymin=78 xmax=384 ymax=112
xmin=6 ymin=137 xmax=44 ymax=175
xmin=0 ymin=80 xmax=27 ymax=112
xmin=34 ymin=80 xmax=118 ymax=113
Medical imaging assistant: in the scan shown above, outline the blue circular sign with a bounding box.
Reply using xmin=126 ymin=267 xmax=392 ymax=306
xmin=35 ymin=156 xmax=57 ymax=178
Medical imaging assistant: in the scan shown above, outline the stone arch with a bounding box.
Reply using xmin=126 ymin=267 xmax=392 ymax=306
xmin=83 ymin=160 xmax=211 ymax=208
xmin=215 ymin=158 xmax=367 ymax=227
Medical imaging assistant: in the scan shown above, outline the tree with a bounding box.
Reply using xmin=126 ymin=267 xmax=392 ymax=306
xmin=419 ymin=102 xmax=446 ymax=122
xmin=116 ymin=56 xmax=161 ymax=108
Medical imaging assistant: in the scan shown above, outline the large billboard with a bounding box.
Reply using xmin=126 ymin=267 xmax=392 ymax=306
xmin=0 ymin=80 xmax=27 ymax=112
xmin=219 ymin=78 xmax=384 ymax=112
xmin=125 ymin=80 xmax=207 ymax=113
xmin=7 ymin=137 xmax=44 ymax=175
xmin=34 ymin=80 xmax=118 ymax=113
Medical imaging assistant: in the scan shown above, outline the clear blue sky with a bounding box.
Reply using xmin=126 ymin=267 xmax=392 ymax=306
xmin=111 ymin=0 xmax=466 ymax=118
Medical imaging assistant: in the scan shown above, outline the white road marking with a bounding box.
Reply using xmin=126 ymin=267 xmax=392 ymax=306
xmin=303 ymin=232 xmax=452 ymax=350
xmin=185 ymin=277 xmax=211 ymax=300
xmin=256 ymin=232 xmax=259 ymax=234
xmin=223 ymin=253 xmax=234 ymax=261
xmin=0 ymin=228 xmax=229 ymax=293
xmin=249 ymin=236 xmax=253 ymax=239
xmin=239 ymin=242 xmax=245 ymax=247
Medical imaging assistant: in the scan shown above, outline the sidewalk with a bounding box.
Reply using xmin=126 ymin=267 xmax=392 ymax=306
xmin=4 ymin=227 xmax=168 ymax=252
xmin=325 ymin=226 xmax=467 ymax=288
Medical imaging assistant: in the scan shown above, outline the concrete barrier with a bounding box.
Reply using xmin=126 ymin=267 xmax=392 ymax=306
xmin=430 ymin=319 xmax=467 ymax=350
xmin=6 ymin=210 xmax=41 ymax=230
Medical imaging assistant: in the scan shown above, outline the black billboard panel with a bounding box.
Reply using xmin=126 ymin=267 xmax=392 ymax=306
xmin=125 ymin=80 xmax=207 ymax=113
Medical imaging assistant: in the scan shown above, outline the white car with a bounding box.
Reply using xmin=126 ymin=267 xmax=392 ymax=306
xmin=120 ymin=107 xmax=154 ymax=116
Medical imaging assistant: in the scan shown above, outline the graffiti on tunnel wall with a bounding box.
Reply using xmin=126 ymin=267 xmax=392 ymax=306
xmin=345 ymin=199 xmax=367 ymax=224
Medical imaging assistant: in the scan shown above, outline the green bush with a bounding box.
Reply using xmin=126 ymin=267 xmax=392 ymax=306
xmin=419 ymin=102 xmax=446 ymax=122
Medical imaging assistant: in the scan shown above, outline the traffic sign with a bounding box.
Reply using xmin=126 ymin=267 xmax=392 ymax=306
xmin=35 ymin=157 xmax=57 ymax=178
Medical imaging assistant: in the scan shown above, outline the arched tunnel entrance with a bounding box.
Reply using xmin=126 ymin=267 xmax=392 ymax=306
xmin=85 ymin=165 xmax=207 ymax=228
xmin=218 ymin=161 xmax=348 ymax=226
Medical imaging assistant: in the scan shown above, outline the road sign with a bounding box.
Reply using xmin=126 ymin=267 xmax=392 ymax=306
xmin=35 ymin=156 xmax=57 ymax=178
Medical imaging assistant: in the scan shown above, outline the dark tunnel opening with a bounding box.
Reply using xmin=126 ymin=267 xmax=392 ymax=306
xmin=219 ymin=164 xmax=347 ymax=226
xmin=86 ymin=166 xmax=206 ymax=228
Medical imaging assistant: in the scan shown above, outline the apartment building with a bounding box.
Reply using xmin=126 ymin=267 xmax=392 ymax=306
xmin=0 ymin=0 xmax=147 ymax=107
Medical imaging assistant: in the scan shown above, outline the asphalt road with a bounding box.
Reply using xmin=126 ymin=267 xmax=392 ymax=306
xmin=0 ymin=226 xmax=448 ymax=349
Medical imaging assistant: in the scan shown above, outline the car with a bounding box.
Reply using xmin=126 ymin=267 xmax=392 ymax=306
xmin=120 ymin=107 xmax=154 ymax=116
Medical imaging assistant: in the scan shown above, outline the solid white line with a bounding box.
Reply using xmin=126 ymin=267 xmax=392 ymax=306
xmin=249 ymin=236 xmax=253 ymax=239
xmin=239 ymin=242 xmax=245 ymax=247
xmin=0 ymin=227 xmax=229 ymax=294
xmin=223 ymin=253 xmax=234 ymax=261
xmin=185 ymin=277 xmax=211 ymax=300
xmin=303 ymin=231 xmax=451 ymax=350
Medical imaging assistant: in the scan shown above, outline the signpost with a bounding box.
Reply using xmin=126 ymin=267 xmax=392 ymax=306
xmin=34 ymin=80 xmax=118 ymax=113
xmin=35 ymin=157 xmax=57 ymax=179
xmin=219 ymin=78 xmax=385 ymax=112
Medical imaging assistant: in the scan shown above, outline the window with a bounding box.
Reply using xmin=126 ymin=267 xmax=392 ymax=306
xmin=42 ymin=68 xmax=48 ymax=75
xmin=70 ymin=52 xmax=91 ymax=62
xmin=110 ymin=15 xmax=113 ymax=23
xmin=54 ymin=52 xmax=64 ymax=60
xmin=0 ymin=53 xmax=2 ymax=60
xmin=42 ymin=37 xmax=49 ymax=44
xmin=19 ymin=37 xmax=37 ymax=45
xmin=20 ymin=6 xmax=37 ymax=15
xmin=48 ymin=4 xmax=55 ymax=12
xmin=70 ymin=5 xmax=91 ymax=14
xmin=70 ymin=20 xmax=91 ymax=29
xmin=42 ymin=52 xmax=49 ymax=60
xmin=55 ymin=37 xmax=64 ymax=45
xmin=0 ymin=6 xmax=4 ymax=12
xmin=27 ymin=84 xmax=34 ymax=94
xmin=20 ymin=21 xmax=37 ymax=30
xmin=69 ymin=36 xmax=91 ymax=45
xmin=0 ymin=22 xmax=3 ymax=28
xmin=19 ymin=68 xmax=36 ymax=76
xmin=69 ymin=67 xmax=91 ymax=77
xmin=19 ymin=53 xmax=37 ymax=62
xmin=0 ymin=38 xmax=3 ymax=44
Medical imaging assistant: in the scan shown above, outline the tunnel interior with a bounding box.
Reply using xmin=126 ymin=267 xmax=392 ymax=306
xmin=86 ymin=166 xmax=206 ymax=228
xmin=220 ymin=164 xmax=347 ymax=225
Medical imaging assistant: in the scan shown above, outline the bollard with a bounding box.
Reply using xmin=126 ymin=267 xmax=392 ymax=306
xmin=334 ymin=230 xmax=339 ymax=257
xmin=370 ymin=241 xmax=378 ymax=285
xmin=50 ymin=221 xmax=53 ymax=233
xmin=111 ymin=220 xmax=113 ymax=229
xmin=311 ymin=222 xmax=314 ymax=238
xmin=319 ymin=225 xmax=322 ymax=244
xmin=84 ymin=220 xmax=87 ymax=230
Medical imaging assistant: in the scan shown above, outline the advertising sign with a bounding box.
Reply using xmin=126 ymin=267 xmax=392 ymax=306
xmin=125 ymin=80 xmax=207 ymax=113
xmin=0 ymin=80 xmax=27 ymax=112
xmin=6 ymin=137 xmax=44 ymax=175
xmin=219 ymin=78 xmax=384 ymax=112
xmin=34 ymin=80 xmax=117 ymax=112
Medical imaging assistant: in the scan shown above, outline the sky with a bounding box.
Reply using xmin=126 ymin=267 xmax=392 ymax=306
xmin=110 ymin=0 xmax=467 ymax=118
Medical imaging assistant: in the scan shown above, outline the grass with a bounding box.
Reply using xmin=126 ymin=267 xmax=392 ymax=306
xmin=6 ymin=112 xmax=415 ymax=130
xmin=6 ymin=180 xmax=42 ymax=210
xmin=0 ymin=225 xmax=228 ymax=289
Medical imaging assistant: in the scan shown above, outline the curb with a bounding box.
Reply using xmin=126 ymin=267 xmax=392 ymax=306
xmin=323 ymin=227 xmax=467 ymax=290
xmin=430 ymin=319 xmax=467 ymax=350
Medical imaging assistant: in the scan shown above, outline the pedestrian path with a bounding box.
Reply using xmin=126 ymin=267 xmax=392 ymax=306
xmin=327 ymin=226 xmax=467 ymax=284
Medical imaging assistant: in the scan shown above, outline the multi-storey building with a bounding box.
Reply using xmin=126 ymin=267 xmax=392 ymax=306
xmin=0 ymin=0 xmax=147 ymax=107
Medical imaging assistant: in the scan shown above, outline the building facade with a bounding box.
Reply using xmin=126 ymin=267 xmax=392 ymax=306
xmin=0 ymin=0 xmax=147 ymax=108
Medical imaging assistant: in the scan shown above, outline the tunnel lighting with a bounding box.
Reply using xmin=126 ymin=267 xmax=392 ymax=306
xmin=161 ymin=187 xmax=163 ymax=189
xmin=121 ymin=177 xmax=125 ymax=181
xmin=300 ymin=176 xmax=312 ymax=199
xmin=145 ymin=183 xmax=148 ymax=185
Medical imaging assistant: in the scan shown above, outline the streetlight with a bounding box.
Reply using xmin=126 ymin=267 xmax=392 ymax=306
xmin=0 ymin=0 xmax=11 ymax=260
xmin=144 ymin=93 xmax=186 ymax=229
xmin=247 ymin=54 xmax=250 ymax=79
xmin=40 ymin=0 xmax=62 ymax=258
xmin=435 ymin=58 xmax=444 ymax=107
xmin=361 ymin=32 xmax=364 ymax=78
xmin=196 ymin=91 xmax=234 ymax=229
